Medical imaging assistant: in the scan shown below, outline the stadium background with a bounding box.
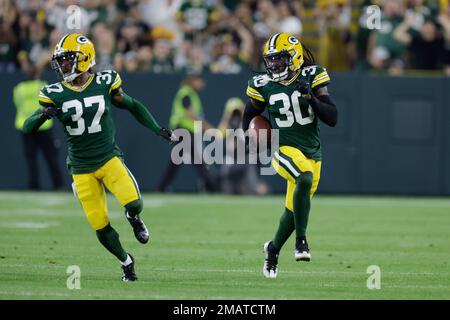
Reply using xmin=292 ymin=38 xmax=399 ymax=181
xmin=1 ymin=0 xmax=449 ymax=195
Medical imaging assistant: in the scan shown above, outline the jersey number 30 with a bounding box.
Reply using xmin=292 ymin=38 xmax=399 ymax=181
xmin=62 ymin=95 xmax=105 ymax=135
xmin=270 ymin=91 xmax=314 ymax=127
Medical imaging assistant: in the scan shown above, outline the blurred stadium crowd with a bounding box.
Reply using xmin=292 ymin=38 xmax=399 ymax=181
xmin=1 ymin=0 xmax=450 ymax=75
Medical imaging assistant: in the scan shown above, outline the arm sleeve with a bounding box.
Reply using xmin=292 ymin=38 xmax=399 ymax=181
xmin=308 ymin=94 xmax=338 ymax=127
xmin=113 ymin=93 xmax=162 ymax=134
xmin=22 ymin=109 xmax=46 ymax=134
xmin=242 ymin=99 xmax=265 ymax=131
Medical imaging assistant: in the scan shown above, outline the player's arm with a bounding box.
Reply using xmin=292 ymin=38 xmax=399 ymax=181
xmin=22 ymin=109 xmax=45 ymax=134
xmin=242 ymin=98 xmax=265 ymax=131
xmin=297 ymin=82 xmax=338 ymax=127
xmin=393 ymin=15 xmax=414 ymax=45
xmin=22 ymin=91 xmax=59 ymax=134
xmin=111 ymin=87 xmax=175 ymax=142
xmin=243 ymin=80 xmax=266 ymax=131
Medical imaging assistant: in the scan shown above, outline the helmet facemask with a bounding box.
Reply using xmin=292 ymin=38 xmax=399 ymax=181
xmin=264 ymin=50 xmax=292 ymax=82
xmin=51 ymin=51 xmax=85 ymax=82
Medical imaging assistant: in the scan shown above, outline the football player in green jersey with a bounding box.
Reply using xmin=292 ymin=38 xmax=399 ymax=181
xmin=243 ymin=33 xmax=338 ymax=278
xmin=23 ymin=33 xmax=176 ymax=281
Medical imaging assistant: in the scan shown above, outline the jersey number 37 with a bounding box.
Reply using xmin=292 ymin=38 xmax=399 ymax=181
xmin=62 ymin=95 xmax=105 ymax=135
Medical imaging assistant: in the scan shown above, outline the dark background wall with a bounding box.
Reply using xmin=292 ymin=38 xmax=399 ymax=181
xmin=1 ymin=72 xmax=448 ymax=195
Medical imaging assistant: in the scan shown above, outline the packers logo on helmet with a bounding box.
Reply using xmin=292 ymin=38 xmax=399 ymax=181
xmin=51 ymin=33 xmax=96 ymax=82
xmin=263 ymin=33 xmax=304 ymax=82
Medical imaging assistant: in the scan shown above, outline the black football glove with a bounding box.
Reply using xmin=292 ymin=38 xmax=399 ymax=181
xmin=297 ymin=80 xmax=312 ymax=95
xmin=158 ymin=127 xmax=177 ymax=143
xmin=296 ymin=79 xmax=313 ymax=97
xmin=40 ymin=107 xmax=58 ymax=120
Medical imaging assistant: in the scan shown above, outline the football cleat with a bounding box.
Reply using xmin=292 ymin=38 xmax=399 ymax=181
xmin=121 ymin=254 xmax=137 ymax=282
xmin=126 ymin=212 xmax=149 ymax=244
xmin=263 ymin=241 xmax=279 ymax=278
xmin=295 ymin=238 xmax=311 ymax=262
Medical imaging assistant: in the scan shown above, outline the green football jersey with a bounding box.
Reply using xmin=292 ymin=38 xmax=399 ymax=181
xmin=246 ymin=65 xmax=331 ymax=161
xmin=38 ymin=70 xmax=123 ymax=174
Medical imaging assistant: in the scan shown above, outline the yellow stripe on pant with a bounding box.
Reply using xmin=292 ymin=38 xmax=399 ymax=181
xmin=271 ymin=146 xmax=321 ymax=212
xmin=72 ymin=156 xmax=141 ymax=230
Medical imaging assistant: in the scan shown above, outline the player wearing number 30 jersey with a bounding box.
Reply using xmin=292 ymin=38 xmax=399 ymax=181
xmin=23 ymin=33 xmax=176 ymax=282
xmin=243 ymin=33 xmax=338 ymax=278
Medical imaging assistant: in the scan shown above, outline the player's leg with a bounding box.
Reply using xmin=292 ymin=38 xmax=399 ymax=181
xmin=273 ymin=146 xmax=319 ymax=261
xmin=100 ymin=156 xmax=149 ymax=244
xmin=261 ymin=181 xmax=296 ymax=278
xmin=261 ymin=155 xmax=296 ymax=278
xmin=72 ymin=172 xmax=136 ymax=281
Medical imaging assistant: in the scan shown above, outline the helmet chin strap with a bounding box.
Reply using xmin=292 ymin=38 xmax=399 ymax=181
xmin=270 ymin=66 xmax=289 ymax=82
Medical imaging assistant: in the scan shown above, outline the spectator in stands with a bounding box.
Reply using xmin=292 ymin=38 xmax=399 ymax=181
xmin=176 ymin=0 xmax=220 ymax=43
xmin=175 ymin=40 xmax=208 ymax=73
xmin=92 ymin=23 xmax=115 ymax=71
xmin=13 ymin=66 xmax=63 ymax=190
xmin=138 ymin=0 xmax=181 ymax=44
xmin=45 ymin=0 xmax=92 ymax=34
xmin=209 ymin=17 xmax=253 ymax=74
xmin=150 ymin=27 xmax=176 ymax=73
xmin=278 ymin=1 xmax=303 ymax=37
xmin=315 ymin=0 xmax=354 ymax=71
xmin=254 ymin=0 xmax=279 ymax=37
xmin=116 ymin=3 xmax=151 ymax=57
xmin=404 ymin=0 xmax=434 ymax=32
xmin=394 ymin=15 xmax=446 ymax=70
xmin=355 ymin=0 xmax=382 ymax=70
xmin=367 ymin=0 xmax=406 ymax=74
xmin=0 ymin=0 xmax=18 ymax=72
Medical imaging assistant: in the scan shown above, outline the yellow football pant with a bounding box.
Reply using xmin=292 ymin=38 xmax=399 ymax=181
xmin=271 ymin=146 xmax=321 ymax=212
xmin=72 ymin=156 xmax=141 ymax=230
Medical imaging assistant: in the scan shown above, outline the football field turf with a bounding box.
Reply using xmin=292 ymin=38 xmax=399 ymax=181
xmin=0 ymin=191 xmax=449 ymax=300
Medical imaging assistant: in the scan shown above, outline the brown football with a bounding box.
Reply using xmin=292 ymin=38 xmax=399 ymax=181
xmin=249 ymin=115 xmax=272 ymax=148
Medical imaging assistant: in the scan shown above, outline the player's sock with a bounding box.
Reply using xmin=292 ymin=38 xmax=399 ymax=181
xmin=293 ymin=172 xmax=313 ymax=238
xmin=125 ymin=199 xmax=149 ymax=244
xmin=96 ymin=224 xmax=128 ymax=262
xmin=272 ymin=209 xmax=295 ymax=251
xmin=125 ymin=199 xmax=143 ymax=219
xmin=120 ymin=254 xmax=133 ymax=266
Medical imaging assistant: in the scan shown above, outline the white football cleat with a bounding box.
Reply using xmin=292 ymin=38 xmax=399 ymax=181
xmin=295 ymin=238 xmax=311 ymax=262
xmin=263 ymin=241 xmax=279 ymax=278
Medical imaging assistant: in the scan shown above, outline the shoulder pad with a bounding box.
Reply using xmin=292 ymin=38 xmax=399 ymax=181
xmin=39 ymin=82 xmax=64 ymax=107
xmin=301 ymin=65 xmax=330 ymax=89
xmin=249 ymin=74 xmax=271 ymax=88
xmin=95 ymin=69 xmax=122 ymax=92
xmin=246 ymin=75 xmax=269 ymax=102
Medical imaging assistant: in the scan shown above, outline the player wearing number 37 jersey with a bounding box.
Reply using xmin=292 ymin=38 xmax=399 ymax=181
xmin=23 ymin=33 xmax=176 ymax=281
xmin=243 ymin=33 xmax=338 ymax=278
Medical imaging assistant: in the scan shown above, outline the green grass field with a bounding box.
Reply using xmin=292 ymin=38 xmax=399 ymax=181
xmin=0 ymin=191 xmax=449 ymax=300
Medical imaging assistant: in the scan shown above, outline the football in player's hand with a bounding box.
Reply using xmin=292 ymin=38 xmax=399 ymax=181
xmin=248 ymin=115 xmax=272 ymax=151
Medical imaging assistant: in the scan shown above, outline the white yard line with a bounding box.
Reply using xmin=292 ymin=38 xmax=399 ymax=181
xmin=0 ymin=221 xmax=60 ymax=229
